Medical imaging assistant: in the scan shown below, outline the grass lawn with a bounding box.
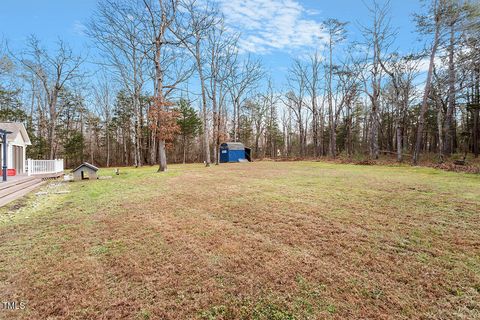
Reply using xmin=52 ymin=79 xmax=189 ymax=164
xmin=0 ymin=161 xmax=479 ymax=319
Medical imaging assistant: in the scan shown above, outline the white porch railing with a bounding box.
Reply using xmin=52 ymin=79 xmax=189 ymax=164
xmin=27 ymin=159 xmax=64 ymax=176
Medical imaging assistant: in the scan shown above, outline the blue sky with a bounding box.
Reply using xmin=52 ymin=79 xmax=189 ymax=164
xmin=0 ymin=0 xmax=426 ymax=89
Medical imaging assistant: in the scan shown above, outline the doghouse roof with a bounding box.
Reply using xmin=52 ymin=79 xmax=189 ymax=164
xmin=221 ymin=142 xmax=245 ymax=150
xmin=72 ymin=162 xmax=99 ymax=173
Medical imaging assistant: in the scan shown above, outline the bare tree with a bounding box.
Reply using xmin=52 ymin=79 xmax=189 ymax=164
xmin=381 ymin=54 xmax=419 ymax=162
xmin=174 ymin=0 xmax=220 ymax=167
xmin=20 ymin=36 xmax=84 ymax=159
xmin=305 ymin=52 xmax=323 ymax=158
xmin=262 ymin=79 xmax=281 ymax=158
xmin=92 ymin=71 xmax=115 ymax=167
xmin=359 ymin=0 xmax=394 ymax=160
xmin=244 ymin=96 xmax=268 ymax=156
xmin=443 ymin=0 xmax=472 ymax=156
xmin=227 ymin=56 xmax=263 ymax=143
xmin=413 ymin=0 xmax=448 ymax=165
xmin=206 ymin=21 xmax=238 ymax=165
xmin=0 ymin=38 xmax=11 ymax=78
xmin=336 ymin=52 xmax=363 ymax=157
xmin=323 ymin=18 xmax=348 ymax=158
xmin=89 ymin=0 xmax=152 ymax=167
xmin=142 ymin=0 xmax=183 ymax=172
xmin=286 ymin=59 xmax=308 ymax=157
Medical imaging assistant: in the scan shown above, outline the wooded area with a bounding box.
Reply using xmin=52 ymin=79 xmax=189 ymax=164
xmin=0 ymin=0 xmax=479 ymax=170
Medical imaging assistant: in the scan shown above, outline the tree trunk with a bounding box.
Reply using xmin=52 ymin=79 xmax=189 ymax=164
xmin=216 ymin=97 xmax=223 ymax=163
xmin=473 ymin=108 xmax=479 ymax=158
xmin=183 ymin=134 xmax=187 ymax=164
xmin=158 ymin=139 xmax=167 ymax=171
xmin=48 ymin=91 xmax=59 ymax=160
xmin=312 ymin=91 xmax=319 ymax=158
xmin=437 ymin=102 xmax=444 ymax=163
xmin=134 ymin=89 xmax=143 ymax=167
xmin=444 ymin=24 xmax=456 ymax=156
xmin=106 ymin=128 xmax=110 ymax=167
xmin=233 ymin=98 xmax=237 ymax=142
xmin=150 ymin=128 xmax=157 ymax=165
xmin=413 ymin=20 xmax=440 ymax=165
xmin=396 ymin=124 xmax=403 ymax=162
xmin=195 ymin=39 xmax=211 ymax=167
xmin=369 ymin=109 xmax=379 ymax=159
xmin=346 ymin=104 xmax=352 ymax=157
xmin=212 ymin=83 xmax=218 ymax=165
xmin=123 ymin=130 xmax=128 ymax=166
xmin=154 ymin=38 xmax=168 ymax=172
xmin=474 ymin=69 xmax=480 ymax=157
xmin=319 ymin=110 xmax=324 ymax=156
xmin=370 ymin=42 xmax=380 ymax=160
xmin=328 ymin=39 xmax=335 ymax=158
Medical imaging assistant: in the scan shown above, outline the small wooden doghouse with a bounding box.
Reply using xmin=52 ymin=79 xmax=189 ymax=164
xmin=72 ymin=162 xmax=99 ymax=181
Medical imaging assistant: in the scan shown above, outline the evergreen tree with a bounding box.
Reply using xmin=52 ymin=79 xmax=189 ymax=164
xmin=176 ymin=99 xmax=202 ymax=164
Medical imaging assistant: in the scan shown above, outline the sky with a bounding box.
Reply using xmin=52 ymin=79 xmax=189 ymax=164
xmin=0 ymin=0 xmax=427 ymax=90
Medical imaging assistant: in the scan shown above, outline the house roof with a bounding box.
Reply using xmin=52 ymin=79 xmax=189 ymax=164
xmin=0 ymin=122 xmax=32 ymax=145
xmin=72 ymin=162 xmax=99 ymax=173
xmin=221 ymin=142 xmax=245 ymax=150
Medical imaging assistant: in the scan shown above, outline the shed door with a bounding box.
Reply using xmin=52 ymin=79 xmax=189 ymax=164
xmin=12 ymin=146 xmax=23 ymax=173
xmin=220 ymin=149 xmax=229 ymax=163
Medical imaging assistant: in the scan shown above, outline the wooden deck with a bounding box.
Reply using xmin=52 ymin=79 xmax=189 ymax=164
xmin=0 ymin=173 xmax=63 ymax=208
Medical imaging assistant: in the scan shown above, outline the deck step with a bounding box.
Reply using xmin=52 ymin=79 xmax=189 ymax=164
xmin=0 ymin=178 xmax=43 ymax=199
xmin=0 ymin=176 xmax=38 ymax=192
xmin=0 ymin=180 xmax=45 ymax=208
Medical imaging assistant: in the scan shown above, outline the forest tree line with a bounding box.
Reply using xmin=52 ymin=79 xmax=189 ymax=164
xmin=0 ymin=0 xmax=479 ymax=170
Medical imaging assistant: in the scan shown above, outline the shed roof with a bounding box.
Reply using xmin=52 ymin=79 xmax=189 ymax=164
xmin=72 ymin=162 xmax=99 ymax=173
xmin=0 ymin=122 xmax=32 ymax=145
xmin=221 ymin=142 xmax=245 ymax=150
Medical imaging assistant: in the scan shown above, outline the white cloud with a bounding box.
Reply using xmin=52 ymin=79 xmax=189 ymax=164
xmin=72 ymin=20 xmax=87 ymax=36
xmin=218 ymin=0 xmax=327 ymax=55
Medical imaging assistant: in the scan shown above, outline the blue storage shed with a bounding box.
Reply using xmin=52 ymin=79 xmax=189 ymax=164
xmin=220 ymin=142 xmax=249 ymax=163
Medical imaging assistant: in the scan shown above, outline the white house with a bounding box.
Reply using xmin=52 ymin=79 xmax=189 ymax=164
xmin=0 ymin=122 xmax=31 ymax=175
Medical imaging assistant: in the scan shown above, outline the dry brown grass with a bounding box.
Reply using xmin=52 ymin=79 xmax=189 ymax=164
xmin=262 ymin=153 xmax=480 ymax=174
xmin=0 ymin=162 xmax=479 ymax=319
